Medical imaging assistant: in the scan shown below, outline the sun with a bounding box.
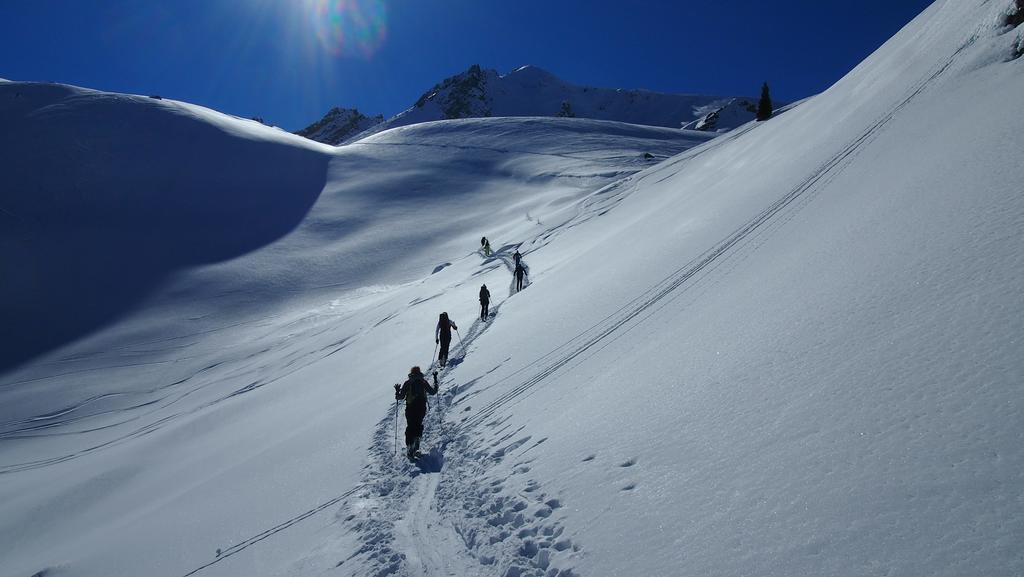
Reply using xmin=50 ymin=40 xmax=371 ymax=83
xmin=306 ymin=0 xmax=388 ymax=58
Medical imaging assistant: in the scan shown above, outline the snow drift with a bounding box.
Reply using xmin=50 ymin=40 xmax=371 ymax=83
xmin=0 ymin=82 xmax=331 ymax=373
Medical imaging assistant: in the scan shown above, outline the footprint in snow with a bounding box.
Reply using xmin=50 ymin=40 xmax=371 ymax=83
xmin=552 ymin=538 xmax=573 ymax=551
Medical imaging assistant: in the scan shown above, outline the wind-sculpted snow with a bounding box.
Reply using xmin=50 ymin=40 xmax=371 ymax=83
xmin=0 ymin=82 xmax=331 ymax=372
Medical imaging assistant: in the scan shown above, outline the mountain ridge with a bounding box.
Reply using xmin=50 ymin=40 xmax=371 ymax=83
xmin=297 ymin=64 xmax=764 ymax=145
xmin=295 ymin=106 xmax=384 ymax=146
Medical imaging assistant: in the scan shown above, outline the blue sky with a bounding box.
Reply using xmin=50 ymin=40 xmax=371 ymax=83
xmin=0 ymin=0 xmax=934 ymax=131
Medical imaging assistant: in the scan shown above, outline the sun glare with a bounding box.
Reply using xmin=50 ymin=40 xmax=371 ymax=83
xmin=308 ymin=0 xmax=388 ymax=58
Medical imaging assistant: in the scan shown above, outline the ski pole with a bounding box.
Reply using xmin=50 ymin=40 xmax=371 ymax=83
xmin=393 ymin=384 xmax=400 ymax=456
xmin=455 ymin=328 xmax=462 ymax=344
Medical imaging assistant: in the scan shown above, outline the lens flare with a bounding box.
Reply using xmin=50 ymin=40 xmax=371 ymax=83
xmin=310 ymin=0 xmax=388 ymax=58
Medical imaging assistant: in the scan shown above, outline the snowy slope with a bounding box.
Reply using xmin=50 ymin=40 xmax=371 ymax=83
xmin=3 ymin=1 xmax=1024 ymax=576
xmin=0 ymin=82 xmax=710 ymax=577
xmin=340 ymin=2 xmax=1022 ymax=576
xmin=312 ymin=1 xmax=1024 ymax=576
xmin=324 ymin=65 xmax=760 ymax=144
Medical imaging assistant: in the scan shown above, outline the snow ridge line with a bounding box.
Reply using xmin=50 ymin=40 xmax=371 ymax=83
xmin=456 ymin=44 xmax=967 ymax=435
xmin=359 ymin=138 xmax=620 ymax=162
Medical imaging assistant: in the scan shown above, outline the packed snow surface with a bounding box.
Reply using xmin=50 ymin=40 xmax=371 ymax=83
xmin=2 ymin=1 xmax=1023 ymax=576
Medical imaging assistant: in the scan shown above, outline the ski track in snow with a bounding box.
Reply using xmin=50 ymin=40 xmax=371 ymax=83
xmin=181 ymin=485 xmax=364 ymax=577
xmin=452 ymin=37 xmax=975 ymax=437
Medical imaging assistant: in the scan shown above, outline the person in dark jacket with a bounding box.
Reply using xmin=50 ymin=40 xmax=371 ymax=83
xmin=435 ymin=312 xmax=458 ymax=367
xmin=513 ymin=249 xmax=522 ymax=266
xmin=514 ymin=262 xmax=527 ymax=292
xmin=479 ymin=284 xmax=491 ymax=320
xmin=481 ymin=237 xmax=492 ymax=257
xmin=394 ymin=367 xmax=439 ymax=460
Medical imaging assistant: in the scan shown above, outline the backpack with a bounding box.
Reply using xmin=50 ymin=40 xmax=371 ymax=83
xmin=405 ymin=376 xmax=427 ymax=404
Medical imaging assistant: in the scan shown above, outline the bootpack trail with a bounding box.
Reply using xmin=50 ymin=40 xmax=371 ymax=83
xmin=331 ymin=245 xmax=579 ymax=577
xmin=326 ymin=46 xmax=963 ymax=576
xmin=179 ymin=40 xmax=965 ymax=576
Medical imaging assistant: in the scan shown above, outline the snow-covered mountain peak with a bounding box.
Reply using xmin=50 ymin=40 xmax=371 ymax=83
xmin=301 ymin=64 xmax=765 ymax=144
xmin=295 ymin=106 xmax=384 ymax=145
xmin=502 ymin=64 xmax=561 ymax=84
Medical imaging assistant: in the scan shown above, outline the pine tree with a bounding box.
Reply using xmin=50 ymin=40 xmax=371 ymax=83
xmin=756 ymin=82 xmax=773 ymax=121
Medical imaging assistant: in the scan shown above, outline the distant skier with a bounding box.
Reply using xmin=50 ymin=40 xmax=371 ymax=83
xmin=513 ymin=249 xmax=522 ymax=267
xmin=479 ymin=284 xmax=491 ymax=320
xmin=481 ymin=237 xmax=492 ymax=257
xmin=514 ymin=262 xmax=527 ymax=292
xmin=394 ymin=367 xmax=439 ymax=460
xmin=435 ymin=312 xmax=458 ymax=367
